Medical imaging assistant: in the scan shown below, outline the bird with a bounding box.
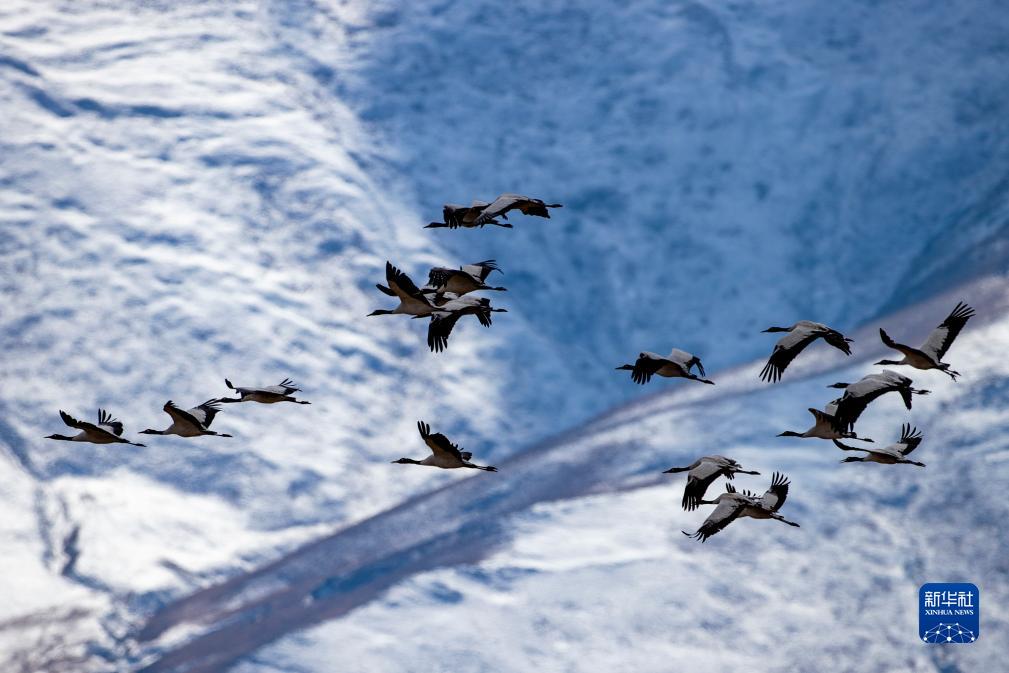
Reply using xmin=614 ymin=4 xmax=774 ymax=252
xmin=683 ymin=472 xmax=800 ymax=543
xmin=140 ymin=400 xmax=232 ymax=438
xmin=391 ymin=421 xmax=498 ymax=471
xmin=829 ymin=370 xmax=931 ymax=434
xmin=471 ymin=193 xmax=562 ymax=227
xmin=424 ymin=296 xmax=507 ymax=353
xmin=616 ymin=349 xmax=714 ymax=385
xmin=776 ymin=399 xmax=874 ymax=442
xmin=46 ymin=409 xmax=145 ymax=447
xmin=876 ymin=301 xmax=975 ymax=380
xmin=759 ymin=321 xmax=853 ymax=382
xmin=369 ymin=262 xmax=439 ymax=317
xmin=425 ymin=201 xmax=508 ymax=229
xmin=425 ymin=260 xmax=506 ymax=297
xmin=833 ymin=423 xmax=926 ymax=467
xmin=662 ymin=455 xmax=760 ymax=511
xmin=216 ymin=378 xmax=310 ymax=405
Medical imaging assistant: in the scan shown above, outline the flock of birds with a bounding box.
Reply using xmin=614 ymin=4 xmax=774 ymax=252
xmin=45 ymin=193 xmax=977 ymax=544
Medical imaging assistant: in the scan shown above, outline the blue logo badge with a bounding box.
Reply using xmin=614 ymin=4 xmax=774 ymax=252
xmin=919 ymin=583 xmax=979 ymax=643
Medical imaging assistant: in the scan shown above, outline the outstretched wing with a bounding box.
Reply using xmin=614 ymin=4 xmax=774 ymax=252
xmin=897 ymin=423 xmax=924 ymax=455
xmin=461 ymin=260 xmax=500 ymax=282
xmin=760 ymin=330 xmax=822 ymax=383
xmin=386 ymin=261 xmax=426 ymax=301
xmin=417 ymin=421 xmax=464 ymax=461
xmin=821 ymin=329 xmax=852 ymax=356
xmin=426 ymin=267 xmax=456 ymax=289
xmin=761 ymin=472 xmax=790 ymax=511
xmin=96 ymin=408 xmax=124 ymax=436
xmin=920 ymin=301 xmax=975 ymax=361
xmin=473 ymin=194 xmax=524 ymax=225
xmin=185 ymin=399 xmax=223 ymax=428
xmin=832 ymin=377 xmax=895 ymax=432
xmin=427 ymin=312 xmax=464 ymax=353
xmin=685 ymin=499 xmax=746 ymax=543
xmin=628 ymin=354 xmax=665 ymax=385
xmin=164 ymin=400 xmax=207 ymax=429
xmin=260 ymin=378 xmax=300 ymax=395
xmin=682 ymin=460 xmax=724 ymax=511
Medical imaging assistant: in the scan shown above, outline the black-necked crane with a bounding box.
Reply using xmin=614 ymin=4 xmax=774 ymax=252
xmin=833 ymin=423 xmax=926 ymax=467
xmin=369 ymin=262 xmax=438 ymax=317
xmin=140 ymin=400 xmax=232 ymax=438
xmin=217 ymin=378 xmax=310 ymax=405
xmin=425 ymin=260 xmax=506 ymax=297
xmin=425 ymin=201 xmax=507 ymax=229
xmin=472 ymin=193 xmax=563 ymax=227
xmin=760 ymin=320 xmax=853 ymax=382
xmin=425 ymin=296 xmax=507 ymax=353
xmin=616 ymin=349 xmax=713 ymax=385
xmin=829 ymin=370 xmax=930 ymax=435
xmin=877 ymin=301 xmax=975 ymax=380
xmin=662 ymin=455 xmax=760 ymax=511
xmin=46 ymin=409 xmax=145 ymax=447
xmin=391 ymin=421 xmax=498 ymax=471
xmin=777 ymin=399 xmax=874 ymax=442
xmin=683 ymin=472 xmax=799 ymax=543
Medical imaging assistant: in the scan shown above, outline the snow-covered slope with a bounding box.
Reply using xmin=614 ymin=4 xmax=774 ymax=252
xmin=2 ymin=0 xmax=1008 ymax=671
xmin=123 ymin=275 xmax=1009 ymax=673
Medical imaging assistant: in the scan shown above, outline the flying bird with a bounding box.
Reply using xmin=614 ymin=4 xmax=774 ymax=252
xmin=216 ymin=378 xmax=310 ymax=405
xmin=876 ymin=301 xmax=975 ymax=380
xmin=140 ymin=400 xmax=232 ymax=438
xmin=616 ymin=349 xmax=713 ymax=385
xmin=425 ymin=201 xmax=508 ymax=229
xmin=833 ymin=423 xmax=926 ymax=467
xmin=829 ymin=370 xmax=930 ymax=434
xmin=760 ymin=320 xmax=853 ymax=382
xmin=472 ymin=193 xmax=562 ymax=227
xmin=425 ymin=296 xmax=507 ymax=353
xmin=425 ymin=260 xmax=506 ymax=297
xmin=46 ymin=409 xmax=145 ymax=447
xmin=369 ymin=262 xmax=439 ymax=317
xmin=683 ymin=472 xmax=800 ymax=543
xmin=663 ymin=455 xmax=760 ymax=511
xmin=391 ymin=421 xmax=498 ymax=471
xmin=776 ymin=399 xmax=874 ymax=442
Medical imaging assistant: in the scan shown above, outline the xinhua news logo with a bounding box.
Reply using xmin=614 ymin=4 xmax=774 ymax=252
xmin=919 ymin=583 xmax=979 ymax=644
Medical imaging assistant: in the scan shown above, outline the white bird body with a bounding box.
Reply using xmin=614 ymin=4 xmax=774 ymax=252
xmin=877 ymin=302 xmax=975 ymax=380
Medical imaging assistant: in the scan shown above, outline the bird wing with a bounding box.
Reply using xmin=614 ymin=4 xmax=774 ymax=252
xmin=682 ymin=460 xmax=724 ymax=511
xmin=426 ymin=267 xmax=457 ymax=289
xmin=269 ymin=378 xmax=300 ymax=395
xmin=760 ymin=330 xmax=822 ymax=382
xmin=164 ymin=401 xmax=206 ymax=429
xmin=630 ymin=354 xmax=666 ymax=385
xmin=761 ymin=472 xmax=790 ymax=511
xmin=473 ymin=194 xmax=524 ymax=225
xmin=832 ymin=375 xmax=896 ymax=431
xmin=417 ymin=421 xmax=464 ymax=460
xmin=920 ymin=301 xmax=975 ymax=361
xmin=897 ymin=423 xmax=924 ymax=455
xmin=97 ymin=408 xmax=124 ymax=436
xmin=386 ymin=262 xmax=428 ymax=303
xmin=60 ymin=410 xmax=113 ymax=439
xmin=461 ymin=260 xmax=500 ymax=282
xmin=822 ymin=329 xmax=853 ymax=356
xmin=183 ymin=400 xmax=223 ymax=428
xmin=690 ymin=499 xmax=746 ymax=542
xmin=427 ymin=312 xmax=464 ymax=353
